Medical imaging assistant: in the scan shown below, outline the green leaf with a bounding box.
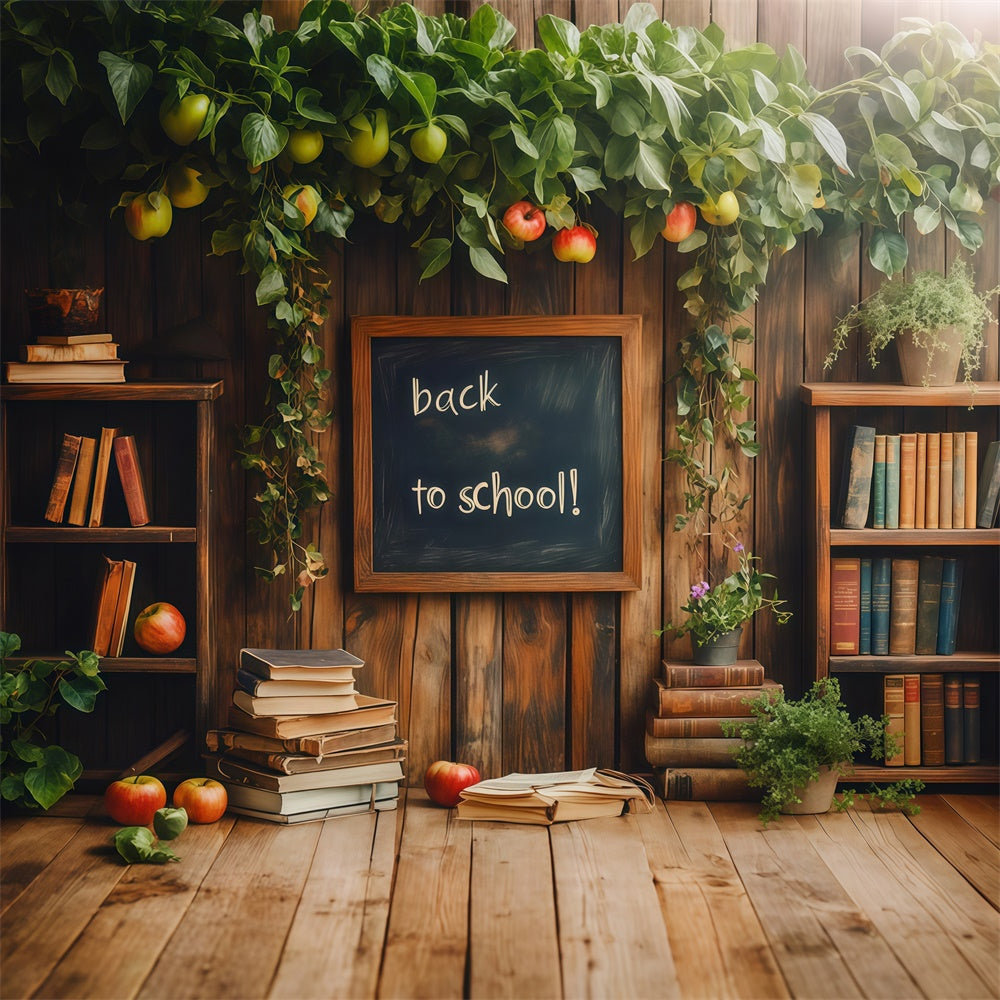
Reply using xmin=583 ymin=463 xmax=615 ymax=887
xmin=256 ymin=265 xmax=287 ymax=305
xmin=538 ymin=14 xmax=580 ymax=57
xmin=417 ymin=238 xmax=452 ymax=281
xmin=294 ymin=87 xmax=340 ymax=125
xmin=241 ymin=113 xmax=288 ymax=168
xmin=97 ymin=52 xmax=152 ymax=123
xmin=868 ymin=230 xmax=908 ymax=275
xmin=468 ymin=246 xmax=508 ymax=283
xmin=393 ymin=66 xmax=437 ymax=119
xmin=153 ymin=806 xmax=188 ymax=840
xmin=45 ymin=49 xmax=77 ymax=106
xmin=912 ymin=205 xmax=940 ymax=235
xmin=633 ymin=140 xmax=672 ymax=191
xmin=57 ymin=674 xmax=105 ymax=713
xmin=800 ymin=112 xmax=849 ymax=173
xmin=23 ymin=745 xmax=82 ymax=810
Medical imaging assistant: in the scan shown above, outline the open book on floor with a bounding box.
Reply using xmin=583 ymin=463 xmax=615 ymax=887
xmin=456 ymin=768 xmax=654 ymax=825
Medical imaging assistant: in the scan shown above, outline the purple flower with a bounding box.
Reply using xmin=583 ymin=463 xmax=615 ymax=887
xmin=690 ymin=580 xmax=710 ymax=600
xmin=733 ymin=542 xmax=745 ymax=553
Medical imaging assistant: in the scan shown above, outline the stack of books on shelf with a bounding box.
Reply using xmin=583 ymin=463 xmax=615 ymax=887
xmin=91 ymin=554 xmax=137 ymax=657
xmin=830 ymin=554 xmax=963 ymax=656
xmin=645 ymin=657 xmax=782 ymax=801
xmin=884 ymin=672 xmax=981 ymax=767
xmin=205 ymin=648 xmax=405 ymax=824
xmin=44 ymin=427 xmax=149 ymax=527
xmin=838 ymin=424 xmax=1000 ymax=530
xmin=4 ymin=332 xmax=126 ymax=384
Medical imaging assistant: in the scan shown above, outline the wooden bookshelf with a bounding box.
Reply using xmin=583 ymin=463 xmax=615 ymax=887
xmin=802 ymin=382 xmax=999 ymax=784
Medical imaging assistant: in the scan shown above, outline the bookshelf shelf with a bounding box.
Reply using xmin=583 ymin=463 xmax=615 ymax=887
xmin=803 ymin=381 xmax=999 ymax=783
xmin=1 ymin=379 xmax=222 ymax=773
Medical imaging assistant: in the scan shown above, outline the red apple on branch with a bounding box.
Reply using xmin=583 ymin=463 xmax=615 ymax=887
xmin=661 ymin=201 xmax=697 ymax=243
xmin=133 ymin=602 xmax=186 ymax=654
xmin=173 ymin=777 xmax=228 ymax=823
xmin=423 ymin=760 xmax=481 ymax=807
xmin=552 ymin=225 xmax=597 ymax=263
xmin=104 ymin=774 xmax=167 ymax=825
xmin=502 ymin=201 xmax=547 ymax=242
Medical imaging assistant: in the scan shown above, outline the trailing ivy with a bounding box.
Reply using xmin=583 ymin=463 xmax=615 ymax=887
xmin=2 ymin=2 xmax=997 ymax=602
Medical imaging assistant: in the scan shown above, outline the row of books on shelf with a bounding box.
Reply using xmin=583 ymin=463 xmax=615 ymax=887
xmin=5 ymin=332 xmax=127 ymax=384
xmin=205 ymin=648 xmax=406 ymax=824
xmin=883 ymin=673 xmax=981 ymax=766
xmin=644 ymin=657 xmax=774 ymax=802
xmin=838 ymin=425 xmax=1000 ymax=530
xmin=46 ymin=427 xmax=149 ymax=527
xmin=831 ymin=555 xmax=962 ymax=657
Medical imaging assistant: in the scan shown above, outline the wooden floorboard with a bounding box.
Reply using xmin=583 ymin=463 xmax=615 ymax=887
xmin=1 ymin=793 xmax=997 ymax=1000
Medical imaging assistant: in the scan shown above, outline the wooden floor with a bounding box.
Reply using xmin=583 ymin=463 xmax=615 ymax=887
xmin=2 ymin=791 xmax=998 ymax=999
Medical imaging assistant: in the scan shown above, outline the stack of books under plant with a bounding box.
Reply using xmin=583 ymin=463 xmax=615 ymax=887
xmin=205 ymin=648 xmax=405 ymax=824
xmin=650 ymin=540 xmax=790 ymax=800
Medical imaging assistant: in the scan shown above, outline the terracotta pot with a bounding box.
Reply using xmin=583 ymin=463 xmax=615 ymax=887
xmin=779 ymin=764 xmax=841 ymax=815
xmin=895 ymin=325 xmax=963 ymax=386
xmin=691 ymin=626 xmax=743 ymax=666
xmin=25 ymin=287 xmax=104 ymax=336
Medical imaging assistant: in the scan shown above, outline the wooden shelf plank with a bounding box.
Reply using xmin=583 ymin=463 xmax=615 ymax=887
xmin=831 ymin=652 xmax=999 ymax=673
xmin=1 ymin=380 xmax=223 ymax=402
xmin=845 ymin=765 xmax=999 ymax=783
xmin=830 ymin=527 xmax=1000 ymax=546
xmin=5 ymin=655 xmax=197 ymax=674
xmin=800 ymin=382 xmax=1000 ymax=407
xmin=4 ymin=526 xmax=196 ymax=543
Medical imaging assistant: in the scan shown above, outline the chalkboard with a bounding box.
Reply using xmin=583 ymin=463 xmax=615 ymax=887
xmin=352 ymin=315 xmax=641 ymax=591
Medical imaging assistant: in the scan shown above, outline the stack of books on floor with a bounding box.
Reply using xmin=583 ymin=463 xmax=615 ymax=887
xmin=646 ymin=657 xmax=782 ymax=801
xmin=205 ymin=648 xmax=405 ymax=824
xmin=5 ymin=332 xmax=126 ymax=384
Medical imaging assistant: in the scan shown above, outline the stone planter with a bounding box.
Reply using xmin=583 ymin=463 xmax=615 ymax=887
xmin=895 ymin=325 xmax=963 ymax=386
xmin=779 ymin=764 xmax=841 ymax=816
xmin=691 ymin=626 xmax=743 ymax=666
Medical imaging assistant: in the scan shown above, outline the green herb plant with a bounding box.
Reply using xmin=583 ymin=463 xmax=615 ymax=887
xmin=722 ymin=677 xmax=923 ymax=826
xmin=0 ymin=631 xmax=106 ymax=811
xmin=826 ymin=259 xmax=1000 ymax=385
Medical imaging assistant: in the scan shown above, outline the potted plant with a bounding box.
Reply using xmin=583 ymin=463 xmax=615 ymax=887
xmin=824 ymin=260 xmax=999 ymax=386
xmin=722 ymin=677 xmax=924 ymax=826
xmin=657 ymin=540 xmax=791 ymax=665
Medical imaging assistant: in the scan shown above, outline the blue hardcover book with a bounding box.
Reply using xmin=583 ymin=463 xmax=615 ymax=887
xmin=871 ymin=557 xmax=892 ymax=655
xmin=859 ymin=558 xmax=873 ymax=655
xmin=936 ymin=558 xmax=964 ymax=655
xmin=885 ymin=434 xmax=901 ymax=529
xmin=872 ymin=434 xmax=887 ymax=528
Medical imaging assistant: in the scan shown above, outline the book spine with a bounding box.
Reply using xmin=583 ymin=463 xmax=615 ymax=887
xmin=903 ymin=674 xmax=921 ymax=766
xmin=943 ymin=675 xmax=964 ymax=765
xmin=888 ymin=558 xmax=919 ymax=655
xmin=112 ymin=435 xmax=151 ymax=527
xmin=859 ymin=558 xmax=872 ymax=656
xmin=884 ymin=674 xmax=905 ymax=766
xmin=919 ymin=673 xmax=945 ymax=767
xmin=871 ymin=557 xmax=892 ymax=656
xmin=88 ymin=427 xmax=118 ymax=527
xmin=838 ymin=425 xmax=876 ymax=528
xmin=829 ymin=558 xmax=861 ymax=655
xmin=885 ymin=434 xmax=901 ymax=528
xmin=977 ymin=440 xmax=1000 ymax=528
xmin=914 ymin=432 xmax=927 ymax=529
xmin=644 ymin=733 xmax=742 ymax=768
xmin=872 ymin=435 xmax=887 ymax=528
xmin=67 ymin=436 xmax=97 ymax=527
xmin=657 ymin=767 xmax=757 ymax=801
xmin=91 ymin=555 xmax=123 ymax=657
xmin=964 ymin=431 xmax=977 ymax=530
xmin=925 ymin=433 xmax=941 ymax=529
xmin=938 ymin=432 xmax=953 ymax=529
xmin=44 ymin=432 xmax=82 ymax=523
xmin=936 ymin=558 xmax=963 ymax=655
xmin=654 ymin=682 xmax=779 ymax=718
xmin=962 ymin=675 xmax=980 ymax=764
xmin=898 ymin=432 xmax=917 ymax=529
xmin=952 ymin=432 xmax=966 ymax=529
xmin=646 ymin=713 xmax=734 ymax=738
xmin=661 ymin=661 xmax=765 ymax=688
xmin=21 ymin=342 xmax=118 ymax=362
xmin=914 ymin=555 xmax=944 ymax=656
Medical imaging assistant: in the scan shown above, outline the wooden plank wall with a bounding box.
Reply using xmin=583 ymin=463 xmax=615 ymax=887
xmin=1 ymin=0 xmax=997 ymax=780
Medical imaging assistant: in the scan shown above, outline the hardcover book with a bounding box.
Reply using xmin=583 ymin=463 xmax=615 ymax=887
xmin=66 ymin=436 xmax=96 ymax=527
xmin=903 ymin=674 xmax=921 ymax=766
xmin=206 ymin=721 xmax=399 ymax=758
xmin=952 ymin=431 xmax=966 ymax=529
xmin=962 ymin=675 xmax=981 ymax=764
xmin=91 ymin=555 xmax=124 ymax=657
xmin=885 ymin=434 xmax=901 ymax=529
xmin=830 ymin=558 xmax=861 ymax=655
xmin=44 ymin=432 xmax=82 ymax=523
xmin=859 ymin=558 xmax=872 ymax=656
xmin=977 ymin=440 xmax=1000 ymax=528
xmin=944 ymin=675 xmax=964 ymax=765
xmin=939 ymin=432 xmax=954 ymax=529
xmin=108 ymin=559 xmax=137 ymax=658
xmin=919 ymin=673 xmax=945 ymax=767
xmin=239 ymin=647 xmax=364 ymax=681
xmin=660 ymin=659 xmax=764 ymax=689
xmin=888 ymin=558 xmax=920 ymax=655
xmin=871 ymin=557 xmax=892 ymax=656
xmin=205 ymin=753 xmax=404 ymax=793
xmin=655 ymin=767 xmax=758 ymax=801
xmin=871 ymin=434 xmax=887 ymax=528
xmin=226 ymin=796 xmax=398 ymax=825
xmin=898 ymin=432 xmax=917 ymax=529
xmin=211 ymin=739 xmax=406 ymax=776
xmin=914 ymin=555 xmax=944 ymax=656
xmin=914 ymin=432 xmax=927 ymax=529
xmin=235 ymin=667 xmax=356 ymax=699
xmin=837 ymin=425 xmax=876 ymax=528
xmin=227 ymin=695 xmax=396 ymax=739
xmin=884 ymin=674 xmax=905 ymax=766
xmin=936 ymin=558 xmax=964 ymax=655
xmin=36 ymin=332 xmax=114 ymax=345
xmin=643 ymin=733 xmax=742 ymax=768
xmin=645 ymin=712 xmax=740 ymax=739
xmin=88 ymin=426 xmax=119 ymax=528
xmin=653 ymin=678 xmax=781 ymax=718
xmin=232 ymin=688 xmax=359 ymax=718
xmin=4 ymin=360 xmax=126 ymax=384
xmin=220 ymin=779 xmax=403 ymax=817
xmin=964 ymin=431 xmax=977 ymax=530
xmin=925 ymin=432 xmax=941 ymax=529
xmin=112 ymin=435 xmax=150 ymax=527
xmin=20 ymin=342 xmax=118 ymax=362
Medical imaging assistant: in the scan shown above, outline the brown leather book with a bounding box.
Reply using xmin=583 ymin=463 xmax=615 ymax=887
xmin=914 ymin=432 xmax=927 ymax=529
xmin=91 ymin=555 xmax=125 ymax=656
xmin=646 ymin=711 xmax=740 ymax=739
xmin=108 ymin=559 xmax=137 ymax=657
xmin=938 ymin=432 xmax=953 ymax=529
xmin=87 ymin=426 xmax=119 ymax=527
xmin=888 ymin=558 xmax=920 ymax=655
xmin=898 ymin=433 xmax=917 ymax=529
xmin=113 ymin=435 xmax=150 ymax=527
xmin=21 ymin=342 xmax=118 ymax=362
xmin=884 ymin=674 xmax=905 ymax=766
xmin=903 ymin=674 xmax=921 ymax=765
xmin=924 ymin=433 xmax=941 ymax=529
xmin=660 ymin=658 xmax=764 ymax=688
xmin=66 ymin=436 xmax=96 ymax=526
xmin=653 ymin=678 xmax=781 ymax=718
xmin=656 ymin=767 xmax=758 ymax=801
xmin=920 ymin=673 xmax=945 ymax=766
xmin=44 ymin=432 xmax=82 ymax=523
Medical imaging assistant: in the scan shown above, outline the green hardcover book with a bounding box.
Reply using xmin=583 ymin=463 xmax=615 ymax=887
xmin=914 ymin=555 xmax=944 ymax=655
xmin=885 ymin=434 xmax=901 ymax=529
xmin=871 ymin=557 xmax=892 ymax=655
xmin=872 ymin=434 xmax=887 ymax=528
xmin=859 ymin=558 xmax=872 ymax=655
xmin=936 ymin=558 xmax=963 ymax=655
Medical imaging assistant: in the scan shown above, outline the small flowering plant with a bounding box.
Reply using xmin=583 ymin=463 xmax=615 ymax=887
xmin=658 ymin=542 xmax=792 ymax=646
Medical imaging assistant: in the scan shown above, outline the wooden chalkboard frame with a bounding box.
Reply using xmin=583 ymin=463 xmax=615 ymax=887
xmin=352 ymin=315 xmax=641 ymax=592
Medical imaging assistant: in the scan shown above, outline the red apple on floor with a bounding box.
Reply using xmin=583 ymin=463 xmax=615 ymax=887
xmin=423 ymin=760 xmax=481 ymax=807
xmin=173 ymin=777 xmax=228 ymax=823
xmin=661 ymin=201 xmax=697 ymax=243
xmin=133 ymin=602 xmax=186 ymax=654
xmin=502 ymin=201 xmax=547 ymax=242
xmin=552 ymin=225 xmax=597 ymax=263
xmin=104 ymin=774 xmax=167 ymax=825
